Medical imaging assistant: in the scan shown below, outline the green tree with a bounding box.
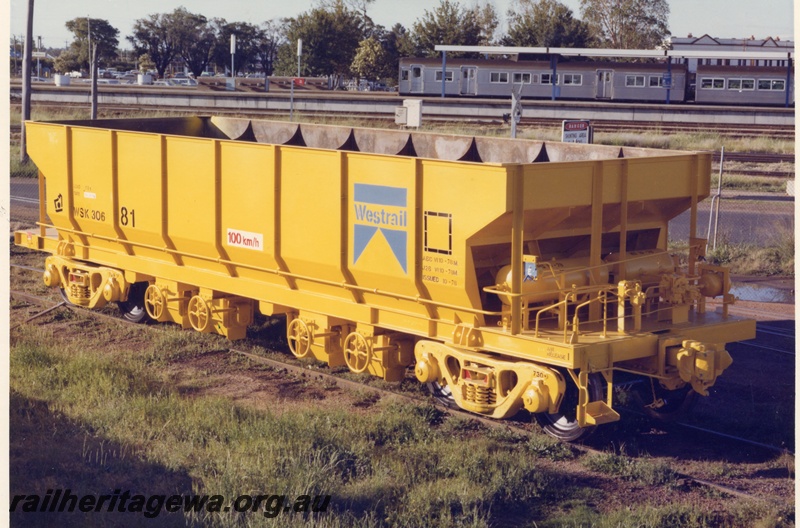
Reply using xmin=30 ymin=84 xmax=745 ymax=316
xmin=170 ymin=7 xmax=216 ymax=77
xmin=211 ymin=20 xmax=263 ymax=75
xmin=350 ymin=37 xmax=389 ymax=80
xmin=275 ymin=1 xmax=363 ymax=84
xmin=504 ymin=0 xmax=591 ymax=48
xmin=138 ymin=54 xmax=156 ymax=73
xmin=128 ymin=13 xmax=177 ymax=78
xmin=391 ymin=24 xmax=416 ymax=59
xmin=472 ymin=2 xmax=500 ymax=46
xmin=579 ymin=0 xmax=670 ymax=49
xmin=319 ymin=0 xmax=377 ymax=35
xmin=54 ymin=18 xmax=119 ymax=73
xmin=255 ymin=20 xmax=285 ymax=76
xmin=411 ymin=0 xmax=483 ymax=57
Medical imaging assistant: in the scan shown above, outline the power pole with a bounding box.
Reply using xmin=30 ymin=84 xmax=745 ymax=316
xmin=91 ymin=44 xmax=98 ymax=119
xmin=13 ymin=35 xmax=19 ymax=75
xmin=20 ymin=0 xmax=34 ymax=164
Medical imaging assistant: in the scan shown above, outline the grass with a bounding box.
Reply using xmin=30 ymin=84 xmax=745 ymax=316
xmin=9 ymin=238 xmax=794 ymax=527
xmin=705 ymin=227 xmax=795 ymax=277
xmin=669 ymin=216 xmax=794 ymax=278
xmin=10 ymin=144 xmax=39 ymax=179
xmin=596 ymin=130 xmax=794 ymax=155
xmin=711 ymin=173 xmax=788 ymax=193
xmin=10 ymin=325 xmax=577 ymax=527
xmin=538 ymin=501 xmax=795 ymax=528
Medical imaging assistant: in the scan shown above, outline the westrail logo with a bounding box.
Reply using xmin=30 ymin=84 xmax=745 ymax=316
xmin=353 ymin=183 xmax=408 ymax=273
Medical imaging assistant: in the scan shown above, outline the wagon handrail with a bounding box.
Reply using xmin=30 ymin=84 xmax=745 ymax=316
xmin=533 ymin=291 xmax=577 ymax=341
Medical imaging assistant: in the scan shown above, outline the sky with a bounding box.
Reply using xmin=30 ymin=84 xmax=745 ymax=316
xmin=7 ymin=0 xmax=796 ymax=50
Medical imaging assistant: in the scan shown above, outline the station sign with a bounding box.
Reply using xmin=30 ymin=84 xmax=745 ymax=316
xmin=662 ymin=73 xmax=672 ymax=88
xmin=561 ymin=120 xmax=593 ymax=144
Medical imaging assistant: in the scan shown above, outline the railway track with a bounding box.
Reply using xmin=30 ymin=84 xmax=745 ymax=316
xmin=9 ymin=262 xmax=794 ymax=505
xmin=10 ymin=100 xmax=795 ymax=140
xmin=715 ymin=151 xmax=796 ymax=164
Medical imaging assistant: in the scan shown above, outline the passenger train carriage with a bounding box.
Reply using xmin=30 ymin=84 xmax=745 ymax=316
xmin=695 ymin=64 xmax=794 ymax=106
xmin=399 ymin=57 xmax=792 ymax=106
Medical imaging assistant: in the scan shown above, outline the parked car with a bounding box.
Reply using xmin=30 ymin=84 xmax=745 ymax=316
xmin=170 ymin=78 xmax=197 ymax=87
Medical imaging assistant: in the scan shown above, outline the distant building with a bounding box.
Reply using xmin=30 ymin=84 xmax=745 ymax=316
xmin=670 ymin=34 xmax=794 ymax=72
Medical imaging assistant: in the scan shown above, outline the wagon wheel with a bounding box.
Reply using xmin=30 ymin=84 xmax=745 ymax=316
xmin=287 ymin=318 xmax=312 ymax=358
xmin=143 ymin=284 xmax=166 ymax=321
xmin=343 ymin=332 xmax=372 ymax=374
xmin=118 ymin=282 xmax=150 ymax=323
xmin=58 ymin=287 xmax=75 ymax=306
xmin=536 ymin=373 xmax=604 ymax=442
xmin=426 ymin=381 xmax=457 ymax=408
xmin=187 ymin=295 xmax=212 ymax=333
xmin=636 ymin=380 xmax=698 ymax=422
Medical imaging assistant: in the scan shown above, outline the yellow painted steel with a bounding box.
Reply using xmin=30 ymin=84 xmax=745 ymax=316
xmin=16 ymin=116 xmax=757 ymax=436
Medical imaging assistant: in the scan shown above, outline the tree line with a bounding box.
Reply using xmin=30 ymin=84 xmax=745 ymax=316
xmin=49 ymin=0 xmax=670 ymax=84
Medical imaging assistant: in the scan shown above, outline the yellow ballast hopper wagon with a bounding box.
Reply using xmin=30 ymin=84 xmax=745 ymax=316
xmin=16 ymin=116 xmax=755 ymax=440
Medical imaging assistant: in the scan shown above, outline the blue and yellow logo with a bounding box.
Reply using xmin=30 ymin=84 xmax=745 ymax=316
xmin=353 ymin=183 xmax=408 ymax=273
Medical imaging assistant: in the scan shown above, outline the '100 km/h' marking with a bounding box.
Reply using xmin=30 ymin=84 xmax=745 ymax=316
xmin=226 ymin=229 xmax=264 ymax=251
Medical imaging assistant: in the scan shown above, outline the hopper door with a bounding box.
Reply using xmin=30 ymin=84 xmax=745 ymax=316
xmin=596 ymin=70 xmax=613 ymax=99
xmin=460 ymin=66 xmax=478 ymax=95
xmin=410 ymin=65 xmax=424 ymax=93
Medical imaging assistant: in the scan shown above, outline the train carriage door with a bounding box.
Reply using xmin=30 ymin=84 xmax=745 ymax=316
xmin=460 ymin=66 xmax=478 ymax=95
xmin=596 ymin=70 xmax=613 ymax=99
xmin=410 ymin=65 xmax=424 ymax=93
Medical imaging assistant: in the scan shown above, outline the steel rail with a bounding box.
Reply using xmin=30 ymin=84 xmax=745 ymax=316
xmin=734 ymin=340 xmax=795 ymax=356
xmin=756 ymin=324 xmax=796 ymax=339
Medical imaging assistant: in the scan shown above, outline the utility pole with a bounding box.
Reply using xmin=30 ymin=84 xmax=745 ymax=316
xmin=290 ymin=39 xmax=302 ymax=121
xmin=13 ymin=35 xmax=19 ymax=76
xmin=20 ymin=0 xmax=34 ymax=164
xmin=88 ymin=16 xmax=98 ymax=119
xmin=230 ymin=34 xmax=236 ymax=78
xmin=37 ymin=35 xmax=41 ymax=78
xmin=90 ymin=43 xmax=98 ymax=119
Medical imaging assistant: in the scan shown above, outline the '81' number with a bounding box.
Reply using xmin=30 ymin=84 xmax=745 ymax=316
xmin=120 ymin=207 xmax=136 ymax=227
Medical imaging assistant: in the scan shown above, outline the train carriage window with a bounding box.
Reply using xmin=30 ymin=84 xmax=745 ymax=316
xmin=757 ymin=79 xmax=785 ymax=90
xmin=562 ymin=74 xmax=582 ymax=85
xmin=401 ymin=69 xmax=409 ymax=81
xmin=512 ymin=72 xmax=532 ymax=84
xmin=700 ymin=78 xmax=725 ymax=89
xmin=727 ymin=78 xmax=755 ymax=90
xmin=541 ymin=73 xmax=559 ymax=85
xmin=625 ymin=75 xmax=645 ymax=87
xmin=648 ymin=76 xmax=664 ymax=87
xmin=435 ymin=70 xmax=455 ymax=82
xmin=490 ymin=72 xmax=509 ymax=83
